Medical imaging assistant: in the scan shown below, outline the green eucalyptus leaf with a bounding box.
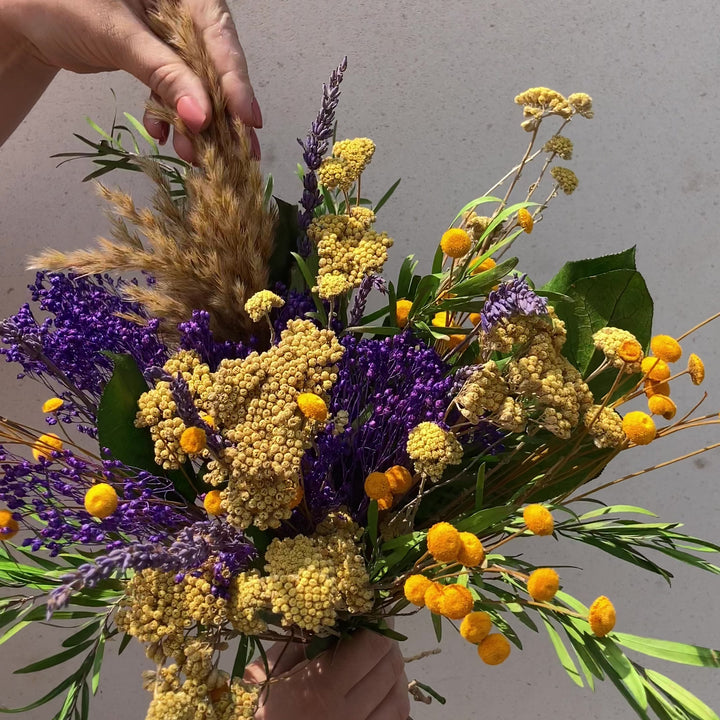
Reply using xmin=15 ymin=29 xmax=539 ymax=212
xmin=540 ymin=614 xmax=584 ymax=687
xmin=615 ymin=633 xmax=720 ymax=668
xmin=14 ymin=639 xmax=96 ymax=674
xmin=645 ymin=669 xmax=719 ymax=720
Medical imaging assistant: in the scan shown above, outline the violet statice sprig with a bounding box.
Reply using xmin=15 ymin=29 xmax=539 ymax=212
xmin=348 ymin=274 xmax=388 ymax=328
xmin=296 ymin=56 xmax=348 ymax=253
xmin=178 ymin=310 xmax=252 ymax=370
xmin=481 ymin=274 xmax=548 ymax=332
xmin=47 ymin=520 xmax=257 ymax=614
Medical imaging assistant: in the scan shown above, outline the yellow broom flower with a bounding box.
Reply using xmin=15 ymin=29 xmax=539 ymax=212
xmin=647 ymin=394 xmax=677 ymax=420
xmin=84 ymin=483 xmax=118 ymax=519
xmin=457 ymin=532 xmax=485 ymax=567
xmin=426 ymin=522 xmax=461 ymax=563
xmin=41 ymin=397 xmax=64 ymax=413
xmin=526 ymin=568 xmax=560 ymax=601
xmin=460 ymin=611 xmax=492 ymax=644
xmin=439 ymin=584 xmax=474 ymax=620
xmin=364 ymin=472 xmax=391 ymax=500
xmin=404 ymin=574 xmax=433 ymax=607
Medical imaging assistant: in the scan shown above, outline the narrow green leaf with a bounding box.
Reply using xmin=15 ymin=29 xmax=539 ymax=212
xmin=431 ymin=611 xmax=443 ymax=642
xmin=367 ymin=500 xmax=379 ymax=548
xmin=290 ymin=252 xmax=328 ymax=324
xmin=122 ymin=112 xmax=159 ymax=153
xmin=614 ymin=633 xmax=720 ymax=668
xmin=344 ymin=325 xmax=400 ymax=337
xmin=540 ymin=614 xmax=584 ymax=687
xmin=645 ymin=669 xmax=719 ymax=720
xmin=456 ymin=506 xmax=511 ymax=534
xmin=396 ymin=255 xmax=417 ymax=299
xmin=645 ymin=684 xmax=692 ymax=720
xmin=85 ymin=117 xmax=113 ymax=142
xmin=474 ymin=464 xmax=485 ymax=511
xmin=118 ymin=633 xmax=132 ymax=655
xmin=431 ymin=244 xmax=444 ymax=274
xmin=373 ymin=178 xmax=401 ymax=214
xmin=91 ymin=632 xmax=106 ymax=694
xmin=450 ymin=195 xmax=502 ymax=225
xmin=232 ymin=635 xmax=252 ymax=680
xmin=80 ymin=682 xmax=90 ymax=720
xmin=62 ymin=621 xmax=101 ymax=648
xmin=597 ymin=637 xmax=648 ymax=710
xmin=579 ymin=505 xmax=658 ymax=521
xmin=14 ymin=639 xmax=95 ymax=674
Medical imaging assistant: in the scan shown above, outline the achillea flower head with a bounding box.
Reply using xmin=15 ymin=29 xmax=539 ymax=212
xmin=297 ymin=393 xmax=329 ymax=422
xmin=480 ymin=275 xmax=548 ymax=333
xmin=441 ymin=228 xmax=472 ymax=258
xmin=592 ymin=327 xmax=644 ymax=373
xmin=478 ymin=634 xmax=511 ymax=665
xmin=204 ymin=490 xmax=224 ymax=516
xmin=42 ymin=397 xmax=63 ymax=413
xmin=460 ymin=611 xmax=492 ymax=644
xmin=648 ymin=394 xmax=677 ymax=420
xmin=385 ymin=465 xmax=413 ymax=495
xmin=84 ymin=483 xmax=119 ymax=519
xmin=583 ymin=405 xmax=625 ymax=448
xmin=527 ymin=568 xmax=560 ymax=601
xmin=180 ymin=426 xmax=207 ymax=455
xmin=426 ymin=522 xmax=461 ymax=563
xmin=0 ymin=509 xmax=19 ymax=540
xmin=32 ymin=433 xmax=63 ymax=462
xmin=406 ymin=422 xmax=463 ymax=482
xmin=550 ymin=166 xmax=579 ymax=194
xmin=364 ymin=472 xmax=391 ymax=500
xmin=244 ymin=290 xmax=284 ymax=323
xmin=457 ymin=532 xmax=485 ymax=567
xmin=588 ymin=595 xmax=616 ymax=636
xmin=622 ymin=411 xmax=656 ymax=445
xmin=688 ymin=353 xmax=705 ymax=385
xmin=523 ymin=504 xmax=554 ymax=536
xmin=642 ymin=356 xmax=671 ymax=381
xmin=404 ymin=574 xmax=433 ymax=606
xmin=517 ymin=208 xmax=534 ymax=234
xmin=439 ymin=584 xmax=474 ymax=619
xmin=543 ymin=135 xmax=574 ymax=160
xmin=568 ymin=92 xmax=594 ymax=118
xmin=650 ymin=335 xmax=682 ymax=363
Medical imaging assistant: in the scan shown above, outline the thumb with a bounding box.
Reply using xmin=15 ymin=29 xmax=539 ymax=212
xmin=113 ymin=16 xmax=212 ymax=132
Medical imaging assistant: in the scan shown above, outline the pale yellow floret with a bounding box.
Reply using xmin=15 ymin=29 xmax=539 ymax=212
xmin=583 ymin=405 xmax=625 ymax=448
xmin=456 ymin=361 xmax=508 ymax=423
xmin=406 ymin=422 xmax=463 ymax=482
xmin=592 ymin=327 xmax=644 ymax=373
xmin=244 ymin=290 xmax=284 ymax=323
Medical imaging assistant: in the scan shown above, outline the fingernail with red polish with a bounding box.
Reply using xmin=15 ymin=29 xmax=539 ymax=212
xmin=251 ymin=97 xmax=263 ymax=128
xmin=177 ymin=96 xmax=208 ymax=133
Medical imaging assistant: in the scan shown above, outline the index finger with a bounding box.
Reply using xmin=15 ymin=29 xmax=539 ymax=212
xmin=326 ymin=631 xmax=395 ymax=695
xmin=187 ymin=0 xmax=260 ymax=126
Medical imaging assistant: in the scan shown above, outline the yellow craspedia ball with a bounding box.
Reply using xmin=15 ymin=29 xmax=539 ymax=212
xmin=41 ymin=397 xmax=64 ymax=413
xmin=523 ymin=504 xmax=554 ymax=536
xmin=385 ymin=465 xmax=414 ymax=495
xmin=460 ymin=611 xmax=492 ymax=644
xmin=377 ymin=494 xmax=394 ymax=511
xmin=396 ymin=299 xmax=413 ymax=328
xmin=622 ymin=411 xmax=656 ymax=445
xmin=471 ymin=257 xmax=497 ymax=275
xmin=432 ymin=311 xmax=452 ymax=328
xmin=469 ymin=312 xmax=482 ymax=326
xmin=32 ymin=433 xmax=63 ymax=462
xmin=617 ymin=339 xmax=643 ymax=363
xmin=647 ymin=394 xmax=677 ymax=420
xmin=424 ymin=582 xmax=445 ymax=614
xmin=0 ymin=509 xmax=19 ymax=540
xmin=297 ymin=393 xmax=329 ymax=422
xmin=517 ymin=207 xmax=534 ymax=233
xmin=457 ymin=532 xmax=485 ymax=567
xmin=641 ymin=356 xmax=671 ymax=382
xmin=688 ymin=353 xmax=705 ymax=385
xmin=180 ymin=426 xmax=207 ymax=455
xmin=478 ymin=634 xmax=511 ymax=665
xmin=204 ymin=489 xmax=224 ymax=516
xmin=364 ymin=472 xmax=391 ymax=500
xmin=201 ymin=413 xmax=216 ymax=429
xmin=84 ymin=483 xmax=118 ymax=519
xmin=447 ymin=334 xmax=466 ymax=350
xmin=588 ymin=595 xmax=616 ymax=637
xmin=650 ymin=335 xmax=682 ymax=363
xmin=426 ymin=522 xmax=461 ymax=563
xmin=440 ymin=228 xmax=472 ymax=258
xmin=404 ymin=574 xmax=433 ymax=607
xmin=439 ymin=584 xmax=474 ymax=620
xmin=644 ymin=379 xmax=671 ymax=398
xmin=526 ymin=568 xmax=560 ymax=601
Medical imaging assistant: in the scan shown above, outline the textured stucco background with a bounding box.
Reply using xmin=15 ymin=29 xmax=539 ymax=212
xmin=1 ymin=1 xmax=720 ymax=718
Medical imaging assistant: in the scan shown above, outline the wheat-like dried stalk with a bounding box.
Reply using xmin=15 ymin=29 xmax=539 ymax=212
xmin=29 ymin=0 xmax=275 ymax=342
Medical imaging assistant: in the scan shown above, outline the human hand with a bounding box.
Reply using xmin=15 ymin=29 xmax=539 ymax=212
xmin=0 ymin=0 xmax=261 ymax=160
xmin=246 ymin=631 xmax=411 ymax=720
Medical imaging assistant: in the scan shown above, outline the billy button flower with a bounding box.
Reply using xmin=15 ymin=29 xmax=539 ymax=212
xmin=41 ymin=397 xmax=64 ymax=413
xmin=364 ymin=472 xmax=391 ymax=500
xmin=440 ymin=228 xmax=472 ymax=258
xmin=471 ymin=257 xmax=497 ymax=276
xmin=376 ymin=494 xmax=394 ymax=511
xmin=644 ymin=379 xmax=671 ymax=398
xmin=31 ymin=433 xmax=63 ymax=462
xmin=404 ymin=574 xmax=433 ymax=607
xmin=395 ymin=299 xmax=413 ymax=328
xmin=297 ymin=392 xmax=329 ymax=422
xmin=647 ymin=394 xmax=677 ymax=420
xmin=650 ymin=335 xmax=682 ymax=363
xmin=457 ymin=532 xmax=485 ymax=567
xmin=84 ymin=483 xmax=118 ymax=519
xmin=469 ymin=312 xmax=482 ymax=326
xmin=688 ymin=353 xmax=705 ymax=385
xmin=438 ymin=584 xmax=474 ymax=620
xmin=0 ymin=509 xmax=19 ymax=541
xmin=526 ymin=568 xmax=560 ymax=601
xmin=460 ymin=611 xmax=493 ymax=644
xmin=641 ymin=356 xmax=671 ymax=382
xmin=426 ymin=521 xmax=461 ymax=563
xmin=622 ymin=411 xmax=656 ymax=445
xmin=424 ymin=582 xmax=445 ymax=614
xmin=477 ymin=634 xmax=511 ymax=665
xmin=522 ymin=504 xmax=554 ymax=536
xmin=588 ymin=595 xmax=616 ymax=637
xmin=289 ymin=483 xmax=304 ymax=510
xmin=204 ymin=489 xmax=224 ymax=516
xmin=617 ymin=338 xmax=643 ymax=364
xmin=517 ymin=207 xmax=534 ymax=233
xmin=180 ymin=426 xmax=207 ymax=455
xmin=385 ymin=465 xmax=414 ymax=495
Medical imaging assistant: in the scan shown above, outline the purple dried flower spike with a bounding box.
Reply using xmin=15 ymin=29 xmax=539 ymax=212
xmin=481 ymin=274 xmax=548 ymax=332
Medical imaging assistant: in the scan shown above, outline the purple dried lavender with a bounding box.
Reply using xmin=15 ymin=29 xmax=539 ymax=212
xmin=481 ymin=274 xmax=548 ymax=332
xmin=297 ymin=57 xmax=348 ymax=252
xmin=178 ymin=310 xmax=252 ymax=370
xmin=348 ymin=274 xmax=388 ymax=327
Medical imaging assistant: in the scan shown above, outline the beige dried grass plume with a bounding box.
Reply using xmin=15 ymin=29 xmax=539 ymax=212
xmin=29 ymin=0 xmax=275 ymax=342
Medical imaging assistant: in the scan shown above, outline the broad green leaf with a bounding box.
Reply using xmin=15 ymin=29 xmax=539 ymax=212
xmin=540 ymin=614 xmax=584 ymax=687
xmin=450 ymin=195 xmax=503 ymax=225
xmin=614 ymin=633 xmax=720 ymax=668
xmin=396 ymin=255 xmax=418 ymax=299
xmin=543 ymin=247 xmax=638 ymax=294
xmin=645 ymin=669 xmax=719 ymax=720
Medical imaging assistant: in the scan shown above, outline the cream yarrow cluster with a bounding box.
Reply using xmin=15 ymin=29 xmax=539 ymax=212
xmin=317 ymin=137 xmax=376 ymax=192
xmin=406 ymin=422 xmax=463 ymax=481
xmin=583 ymin=405 xmax=626 ymax=448
xmin=456 ymin=361 xmax=509 ymax=423
xmin=592 ymin=327 xmax=645 ymax=373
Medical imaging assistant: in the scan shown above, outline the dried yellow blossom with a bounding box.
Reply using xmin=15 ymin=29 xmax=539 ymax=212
xmin=515 ymin=87 xmax=572 ymax=130
xmin=568 ymin=92 xmax=594 ymax=118
xmin=440 ymin=228 xmax=472 ymax=258
xmin=517 ymin=207 xmax=534 ymax=233
xmin=333 ymin=137 xmax=376 ymax=178
xmin=318 ymin=156 xmax=351 ymax=190
xmin=650 ymin=335 xmax=682 ymax=363
xmin=523 ymin=504 xmax=554 ymax=536
xmin=588 ymin=595 xmax=616 ymax=636
xmin=244 ymin=290 xmax=284 ymax=323
xmin=478 ymin=634 xmax=511 ymax=665
xmin=550 ymin=166 xmax=579 ymax=194
xmin=32 ymin=433 xmax=63 ymax=462
xmin=592 ymin=327 xmax=644 ymax=373
xmin=688 ymin=353 xmax=705 ymax=385
xmin=647 ymin=394 xmax=677 ymax=420
xmin=84 ymin=483 xmax=119 ymax=518
xmin=406 ymin=422 xmax=463 ymax=481
xmin=622 ymin=410 xmax=656 ymax=445
xmin=456 ymin=361 xmax=508 ymax=423
xmin=0 ymin=509 xmax=19 ymax=540
xmin=543 ymin=135 xmax=574 ymax=160
xmin=583 ymin=405 xmax=625 ymax=448
xmin=527 ymin=568 xmax=560 ymax=601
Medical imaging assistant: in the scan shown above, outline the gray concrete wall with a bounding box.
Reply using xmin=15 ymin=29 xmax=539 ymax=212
xmin=1 ymin=1 xmax=719 ymax=718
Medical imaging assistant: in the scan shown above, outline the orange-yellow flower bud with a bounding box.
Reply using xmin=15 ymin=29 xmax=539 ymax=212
xmin=41 ymin=397 xmax=64 ymax=413
xmin=32 ymin=433 xmax=63 ymax=463
xmin=297 ymin=393 xmax=329 ymax=421
xmin=395 ymin=299 xmax=413 ymax=328
xmin=204 ymin=489 xmax=224 ymax=516
xmin=457 ymin=532 xmax=485 ymax=567
xmin=523 ymin=504 xmax=554 ymax=536
xmin=641 ymin=357 xmax=671 ymax=382
xmin=622 ymin=411 xmax=656 ymax=445
xmin=644 ymin=379 xmax=671 ymax=398
xmin=460 ymin=611 xmax=492 ymax=644
xmin=471 ymin=257 xmax=497 ymax=275
xmin=517 ymin=208 xmax=534 ymax=233
xmin=650 ymin=335 xmax=682 ymax=363
xmin=364 ymin=472 xmax=391 ymax=500
xmin=617 ymin=339 xmax=643 ymax=363
xmin=424 ymin=582 xmax=445 ymax=614
xmin=688 ymin=353 xmax=705 ymax=385
xmin=469 ymin=312 xmax=482 ymax=326
xmin=440 ymin=228 xmax=472 ymax=258
xmin=439 ymin=584 xmax=474 ymax=620
xmin=385 ymin=465 xmax=414 ymax=495
xmin=84 ymin=483 xmax=119 ymax=519
xmin=0 ymin=509 xmax=19 ymax=540
xmin=647 ymin=394 xmax=677 ymax=420
xmin=404 ymin=574 xmax=433 ymax=606
xmin=180 ymin=426 xmax=207 ymax=455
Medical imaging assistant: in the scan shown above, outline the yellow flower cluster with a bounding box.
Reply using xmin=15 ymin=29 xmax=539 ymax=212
xmin=406 ymin=421 xmax=463 ymax=481
xmin=592 ymin=327 xmax=645 ymax=373
xmin=543 ymin=135 xmax=574 ymax=159
xmin=455 ymin=361 xmax=508 ymax=423
xmin=243 ymin=289 xmax=284 ymax=323
xmin=425 ymin=522 xmax=485 ymax=567
xmin=317 ymin=138 xmax=376 ymax=192
xmin=568 ymin=92 xmax=594 ymax=118
xmin=583 ymin=404 xmax=626 ymax=448
xmin=307 ymin=213 xmax=393 ymax=300
xmin=515 ymin=87 xmax=573 ymax=131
